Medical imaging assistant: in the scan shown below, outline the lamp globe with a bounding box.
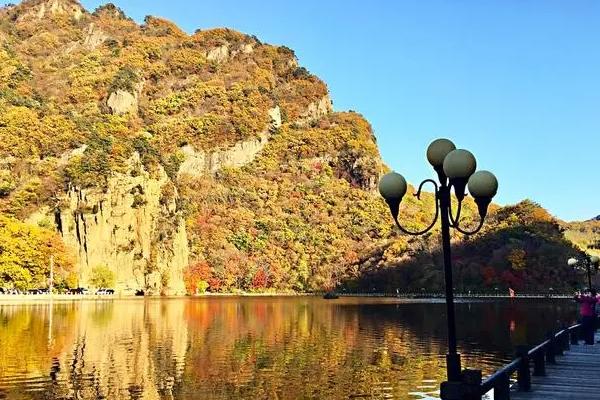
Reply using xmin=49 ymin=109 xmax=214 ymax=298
xmin=467 ymin=171 xmax=498 ymax=199
xmin=567 ymin=258 xmax=578 ymax=267
xmin=378 ymin=172 xmax=407 ymax=202
xmin=443 ymin=149 xmax=477 ymax=179
xmin=427 ymin=138 xmax=456 ymax=168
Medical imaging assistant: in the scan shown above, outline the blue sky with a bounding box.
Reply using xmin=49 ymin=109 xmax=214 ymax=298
xmin=78 ymin=0 xmax=600 ymax=221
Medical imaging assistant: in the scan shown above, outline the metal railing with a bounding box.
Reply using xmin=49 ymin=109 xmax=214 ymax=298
xmin=329 ymin=292 xmax=575 ymax=299
xmin=459 ymin=323 xmax=581 ymax=400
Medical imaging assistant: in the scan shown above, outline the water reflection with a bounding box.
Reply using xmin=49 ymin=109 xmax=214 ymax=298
xmin=0 ymin=298 xmax=578 ymax=400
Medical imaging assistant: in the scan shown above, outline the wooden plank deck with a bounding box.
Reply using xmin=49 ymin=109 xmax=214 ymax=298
xmin=511 ymin=331 xmax=600 ymax=400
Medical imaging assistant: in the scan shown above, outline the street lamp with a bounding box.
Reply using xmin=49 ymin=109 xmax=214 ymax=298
xmin=378 ymin=138 xmax=498 ymax=393
xmin=568 ymin=255 xmax=600 ymax=289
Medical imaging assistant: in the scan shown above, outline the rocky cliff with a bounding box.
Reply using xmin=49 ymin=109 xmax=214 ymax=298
xmin=0 ymin=0 xmax=584 ymax=294
xmin=0 ymin=0 xmax=370 ymax=293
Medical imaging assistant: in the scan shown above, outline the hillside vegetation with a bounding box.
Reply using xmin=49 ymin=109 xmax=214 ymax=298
xmin=564 ymin=219 xmax=600 ymax=257
xmin=0 ymin=0 xmax=590 ymax=293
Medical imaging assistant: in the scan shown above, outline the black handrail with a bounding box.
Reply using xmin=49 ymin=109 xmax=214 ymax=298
xmin=480 ymin=358 xmax=521 ymax=393
xmin=472 ymin=323 xmax=582 ymax=400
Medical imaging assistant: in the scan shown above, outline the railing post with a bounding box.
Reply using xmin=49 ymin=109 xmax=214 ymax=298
xmin=570 ymin=326 xmax=579 ymax=345
xmin=546 ymin=332 xmax=556 ymax=364
xmin=561 ymin=326 xmax=570 ymax=351
xmin=462 ymin=369 xmax=482 ymax=400
xmin=516 ymin=346 xmax=531 ymax=391
xmin=494 ymin=371 xmax=511 ymax=400
xmin=555 ymin=331 xmax=564 ymax=356
xmin=532 ymin=348 xmax=546 ymax=376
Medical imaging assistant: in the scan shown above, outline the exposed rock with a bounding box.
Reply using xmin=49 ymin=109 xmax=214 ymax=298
xmin=106 ymin=91 xmax=136 ymax=115
xmin=177 ymin=101 xmax=324 ymax=178
xmin=296 ymin=95 xmax=333 ymax=126
xmin=58 ymin=144 xmax=87 ymax=165
xmin=178 ymin=132 xmax=270 ymax=178
xmin=268 ymin=105 xmax=282 ymax=130
xmin=106 ymin=80 xmax=142 ymax=115
xmin=16 ymin=0 xmax=85 ymax=22
xmin=55 ymin=153 xmax=187 ymax=295
xmin=206 ymin=44 xmax=229 ymax=63
xmin=92 ymin=3 xmax=128 ymax=20
xmin=82 ymin=23 xmax=109 ymax=49
xmin=240 ymin=43 xmax=254 ymax=54
xmin=349 ymin=156 xmax=379 ymax=190
xmin=228 ymin=42 xmax=254 ymax=58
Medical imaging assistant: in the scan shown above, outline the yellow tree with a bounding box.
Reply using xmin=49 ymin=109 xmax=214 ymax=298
xmin=0 ymin=215 xmax=75 ymax=290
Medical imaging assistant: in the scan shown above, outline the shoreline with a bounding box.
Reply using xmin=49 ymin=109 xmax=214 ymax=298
xmin=0 ymin=292 xmax=575 ymax=305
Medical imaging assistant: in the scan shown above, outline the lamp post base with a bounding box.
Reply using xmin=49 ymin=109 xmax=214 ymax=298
xmin=446 ymin=353 xmax=462 ymax=381
xmin=440 ymin=368 xmax=482 ymax=400
xmin=440 ymin=380 xmax=463 ymax=400
xmin=440 ymin=353 xmax=463 ymax=400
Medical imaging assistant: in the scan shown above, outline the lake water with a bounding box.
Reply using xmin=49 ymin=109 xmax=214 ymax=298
xmin=0 ymin=297 xmax=579 ymax=400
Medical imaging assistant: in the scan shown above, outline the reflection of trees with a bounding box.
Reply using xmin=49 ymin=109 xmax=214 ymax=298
xmin=180 ymin=298 xmax=448 ymax=400
xmin=0 ymin=301 xmax=188 ymax=400
xmin=0 ymin=304 xmax=78 ymax=399
xmin=179 ymin=298 xmax=577 ymax=399
xmin=0 ymin=298 xmax=579 ymax=400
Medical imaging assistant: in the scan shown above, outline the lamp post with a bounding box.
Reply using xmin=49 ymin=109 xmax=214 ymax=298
xmin=568 ymin=255 xmax=600 ymax=289
xmin=378 ymin=138 xmax=498 ymax=396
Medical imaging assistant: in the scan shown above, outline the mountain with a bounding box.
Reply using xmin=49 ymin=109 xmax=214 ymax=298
xmin=0 ymin=0 xmax=589 ymax=294
xmin=348 ymin=200 xmax=584 ymax=292
xmin=563 ymin=219 xmax=600 ymax=257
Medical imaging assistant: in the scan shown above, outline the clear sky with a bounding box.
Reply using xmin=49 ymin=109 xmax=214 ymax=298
xmin=78 ymin=0 xmax=600 ymax=221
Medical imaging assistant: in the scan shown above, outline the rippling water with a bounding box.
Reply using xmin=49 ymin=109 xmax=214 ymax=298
xmin=0 ymin=297 xmax=578 ymax=400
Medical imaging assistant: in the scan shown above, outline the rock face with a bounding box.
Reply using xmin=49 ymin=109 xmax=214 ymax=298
xmin=240 ymin=43 xmax=254 ymax=54
xmin=178 ymin=132 xmax=270 ymax=178
xmin=82 ymin=23 xmax=109 ymax=49
xmin=106 ymin=90 xmax=138 ymax=115
xmin=16 ymin=0 xmax=85 ymax=22
xmin=206 ymin=45 xmax=229 ymax=63
xmin=55 ymin=154 xmax=187 ymax=295
xmin=297 ymin=95 xmax=333 ymax=126
xmin=268 ymin=105 xmax=282 ymax=130
xmin=176 ymin=106 xmax=280 ymax=177
xmin=54 ymin=98 xmax=326 ymax=291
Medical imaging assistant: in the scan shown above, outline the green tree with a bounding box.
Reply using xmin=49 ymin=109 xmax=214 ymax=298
xmin=89 ymin=265 xmax=116 ymax=288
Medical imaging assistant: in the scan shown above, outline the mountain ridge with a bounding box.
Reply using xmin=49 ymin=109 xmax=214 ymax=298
xmin=0 ymin=0 xmax=591 ymax=294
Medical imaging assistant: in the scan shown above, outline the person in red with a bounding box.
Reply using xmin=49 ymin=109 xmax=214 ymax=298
xmin=575 ymin=288 xmax=598 ymax=345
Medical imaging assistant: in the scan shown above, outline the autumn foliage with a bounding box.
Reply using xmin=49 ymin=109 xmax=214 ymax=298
xmin=0 ymin=1 xmax=592 ymax=294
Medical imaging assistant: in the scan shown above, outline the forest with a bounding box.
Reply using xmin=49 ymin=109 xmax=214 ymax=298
xmin=0 ymin=0 xmax=595 ymax=294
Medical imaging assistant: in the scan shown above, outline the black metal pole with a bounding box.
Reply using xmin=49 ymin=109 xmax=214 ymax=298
xmin=438 ymin=183 xmax=461 ymax=382
xmin=587 ymin=263 xmax=592 ymax=289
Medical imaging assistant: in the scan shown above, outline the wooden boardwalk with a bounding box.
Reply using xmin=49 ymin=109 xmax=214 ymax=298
xmin=511 ymin=331 xmax=600 ymax=400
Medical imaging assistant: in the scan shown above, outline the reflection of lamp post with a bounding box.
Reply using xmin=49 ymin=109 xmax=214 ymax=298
xmin=568 ymin=255 xmax=600 ymax=289
xmin=378 ymin=138 xmax=498 ymax=391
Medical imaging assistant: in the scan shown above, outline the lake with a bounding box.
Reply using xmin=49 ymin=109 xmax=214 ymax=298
xmin=0 ymin=297 xmax=579 ymax=400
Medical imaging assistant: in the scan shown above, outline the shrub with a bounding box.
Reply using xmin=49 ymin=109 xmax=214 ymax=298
xmin=108 ymin=67 xmax=139 ymax=94
xmin=89 ymin=265 xmax=116 ymax=288
xmin=196 ymin=280 xmax=209 ymax=293
xmin=0 ymin=170 xmax=16 ymax=197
